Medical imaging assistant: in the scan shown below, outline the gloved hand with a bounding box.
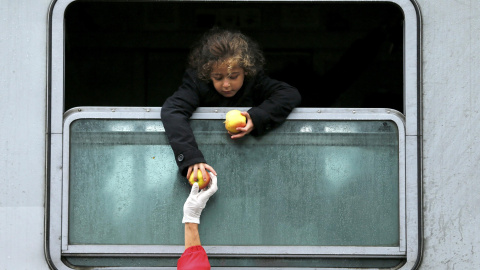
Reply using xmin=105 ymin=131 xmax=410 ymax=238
xmin=182 ymin=172 xmax=218 ymax=224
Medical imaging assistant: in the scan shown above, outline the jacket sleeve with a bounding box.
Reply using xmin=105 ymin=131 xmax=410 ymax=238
xmin=177 ymin=245 xmax=211 ymax=270
xmin=161 ymin=70 xmax=206 ymax=176
xmin=247 ymin=72 xmax=301 ymax=136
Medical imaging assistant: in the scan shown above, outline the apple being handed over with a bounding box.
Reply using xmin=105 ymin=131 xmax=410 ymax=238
xmin=224 ymin=110 xmax=246 ymax=133
xmin=188 ymin=170 xmax=211 ymax=189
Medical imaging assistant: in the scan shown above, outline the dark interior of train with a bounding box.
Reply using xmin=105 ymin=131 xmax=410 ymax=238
xmin=64 ymin=1 xmax=404 ymax=112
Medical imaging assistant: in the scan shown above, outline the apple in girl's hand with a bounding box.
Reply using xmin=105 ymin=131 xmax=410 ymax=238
xmin=224 ymin=110 xmax=246 ymax=133
xmin=188 ymin=170 xmax=211 ymax=189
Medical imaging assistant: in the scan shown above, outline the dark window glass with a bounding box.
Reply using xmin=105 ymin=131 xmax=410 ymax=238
xmin=64 ymin=1 xmax=404 ymax=112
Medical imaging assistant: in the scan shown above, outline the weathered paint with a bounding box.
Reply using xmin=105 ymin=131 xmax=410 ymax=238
xmin=0 ymin=0 xmax=479 ymax=269
xmin=421 ymin=0 xmax=480 ymax=269
xmin=0 ymin=0 xmax=51 ymax=269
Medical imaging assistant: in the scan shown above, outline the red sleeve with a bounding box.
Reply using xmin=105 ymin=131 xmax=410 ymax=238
xmin=177 ymin=245 xmax=210 ymax=270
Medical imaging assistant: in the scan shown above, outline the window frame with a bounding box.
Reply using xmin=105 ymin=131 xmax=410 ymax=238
xmin=47 ymin=0 xmax=422 ymax=269
xmin=61 ymin=107 xmax=406 ymax=258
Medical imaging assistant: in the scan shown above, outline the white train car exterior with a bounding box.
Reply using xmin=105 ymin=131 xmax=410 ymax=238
xmin=1 ymin=0 xmax=479 ymax=269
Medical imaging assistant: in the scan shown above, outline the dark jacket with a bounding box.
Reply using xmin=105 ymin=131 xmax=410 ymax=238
xmin=161 ymin=68 xmax=301 ymax=175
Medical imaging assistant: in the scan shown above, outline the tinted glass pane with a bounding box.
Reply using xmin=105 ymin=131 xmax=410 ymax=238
xmin=69 ymin=118 xmax=399 ymax=246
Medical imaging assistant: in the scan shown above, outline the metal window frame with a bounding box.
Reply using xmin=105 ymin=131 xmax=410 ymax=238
xmin=61 ymin=107 xmax=406 ymax=258
xmin=47 ymin=0 xmax=422 ymax=269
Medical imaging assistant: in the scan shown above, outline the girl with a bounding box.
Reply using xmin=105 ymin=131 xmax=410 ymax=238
xmin=161 ymin=28 xmax=301 ymax=182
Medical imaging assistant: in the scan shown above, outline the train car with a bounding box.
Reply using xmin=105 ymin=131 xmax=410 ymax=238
xmin=1 ymin=0 xmax=479 ymax=269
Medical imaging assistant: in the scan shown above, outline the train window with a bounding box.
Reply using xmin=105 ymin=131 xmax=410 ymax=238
xmin=48 ymin=0 xmax=421 ymax=269
xmin=61 ymin=107 xmax=405 ymax=268
xmin=62 ymin=1 xmax=404 ymax=112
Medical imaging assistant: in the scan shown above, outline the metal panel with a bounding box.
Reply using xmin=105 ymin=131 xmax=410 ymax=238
xmin=0 ymin=0 xmax=50 ymax=269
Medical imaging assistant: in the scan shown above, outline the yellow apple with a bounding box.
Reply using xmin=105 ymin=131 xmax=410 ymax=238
xmin=188 ymin=170 xmax=211 ymax=189
xmin=224 ymin=110 xmax=246 ymax=133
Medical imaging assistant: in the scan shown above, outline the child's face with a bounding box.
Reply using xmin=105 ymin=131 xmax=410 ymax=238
xmin=210 ymin=64 xmax=245 ymax=98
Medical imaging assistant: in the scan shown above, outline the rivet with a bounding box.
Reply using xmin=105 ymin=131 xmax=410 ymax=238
xmin=78 ymin=108 xmax=82 ymax=112
xmin=352 ymin=110 xmax=356 ymax=114
xmin=111 ymin=109 xmax=116 ymax=112
xmin=214 ymin=109 xmax=218 ymax=113
xmin=146 ymin=108 xmax=150 ymax=112
xmin=387 ymin=110 xmax=391 ymax=114
xmin=317 ymin=110 xmax=321 ymax=113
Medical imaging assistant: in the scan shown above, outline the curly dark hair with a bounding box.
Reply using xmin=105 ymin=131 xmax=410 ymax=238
xmin=188 ymin=28 xmax=266 ymax=81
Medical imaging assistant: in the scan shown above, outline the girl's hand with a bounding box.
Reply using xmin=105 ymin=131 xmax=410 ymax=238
xmin=229 ymin=111 xmax=254 ymax=139
xmin=187 ymin=163 xmax=217 ymax=182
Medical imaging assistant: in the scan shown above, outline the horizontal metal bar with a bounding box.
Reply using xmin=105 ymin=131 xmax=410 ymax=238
xmin=64 ymin=107 xmax=405 ymax=123
xmin=63 ymin=244 xmax=406 ymax=258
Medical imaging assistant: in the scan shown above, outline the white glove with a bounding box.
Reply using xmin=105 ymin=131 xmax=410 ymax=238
xmin=182 ymin=173 xmax=218 ymax=224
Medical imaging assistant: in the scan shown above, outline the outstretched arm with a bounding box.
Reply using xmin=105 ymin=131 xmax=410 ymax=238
xmin=161 ymin=69 xmax=207 ymax=176
xmin=182 ymin=173 xmax=218 ymax=248
xmin=177 ymin=174 xmax=217 ymax=270
xmin=184 ymin=223 xmax=201 ymax=249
